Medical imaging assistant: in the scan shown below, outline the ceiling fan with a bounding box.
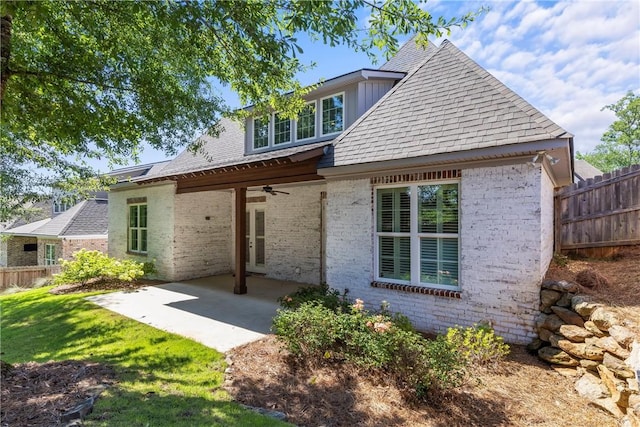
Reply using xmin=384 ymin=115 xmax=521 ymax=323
xmin=249 ymin=185 xmax=290 ymax=195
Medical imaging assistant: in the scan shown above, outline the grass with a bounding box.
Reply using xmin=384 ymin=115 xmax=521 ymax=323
xmin=0 ymin=286 xmax=289 ymax=426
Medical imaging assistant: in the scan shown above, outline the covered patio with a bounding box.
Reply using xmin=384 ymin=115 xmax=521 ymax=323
xmin=87 ymin=275 xmax=308 ymax=352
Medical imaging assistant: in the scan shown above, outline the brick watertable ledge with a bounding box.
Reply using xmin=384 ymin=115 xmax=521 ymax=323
xmin=371 ymin=281 xmax=461 ymax=299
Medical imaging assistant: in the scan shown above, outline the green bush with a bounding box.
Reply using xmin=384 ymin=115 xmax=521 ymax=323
xmin=445 ymin=322 xmax=510 ymax=366
xmin=272 ymin=299 xmax=466 ymax=395
xmin=53 ymin=249 xmax=148 ymax=285
xmin=278 ymin=283 xmax=351 ymax=312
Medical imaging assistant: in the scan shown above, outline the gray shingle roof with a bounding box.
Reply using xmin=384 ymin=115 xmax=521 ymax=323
xmin=379 ymin=36 xmax=438 ymax=73
xmin=323 ymin=40 xmax=572 ymax=168
xmin=2 ymin=199 xmax=108 ymax=237
xmin=138 ymin=118 xmax=331 ymax=180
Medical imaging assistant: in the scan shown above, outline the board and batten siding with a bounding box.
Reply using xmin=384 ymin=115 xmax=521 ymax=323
xmin=356 ymin=80 xmax=395 ymax=116
xmin=325 ymin=163 xmax=551 ymax=344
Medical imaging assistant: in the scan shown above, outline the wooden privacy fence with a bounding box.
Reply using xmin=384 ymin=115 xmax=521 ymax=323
xmin=554 ymin=164 xmax=640 ymax=254
xmin=0 ymin=265 xmax=61 ymax=289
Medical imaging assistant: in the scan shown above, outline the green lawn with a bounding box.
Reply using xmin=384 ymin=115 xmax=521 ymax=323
xmin=1 ymin=287 xmax=289 ymax=426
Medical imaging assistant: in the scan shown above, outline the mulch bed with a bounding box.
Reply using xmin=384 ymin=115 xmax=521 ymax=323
xmin=0 ymin=360 xmax=115 ymax=427
xmin=49 ymin=278 xmax=166 ymax=295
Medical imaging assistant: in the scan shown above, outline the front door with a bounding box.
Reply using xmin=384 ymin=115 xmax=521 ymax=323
xmin=246 ymin=204 xmax=266 ymax=273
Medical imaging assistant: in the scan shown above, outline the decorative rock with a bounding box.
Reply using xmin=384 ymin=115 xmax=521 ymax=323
xmin=558 ymin=340 xmax=605 ymax=361
xmin=527 ymin=338 xmax=544 ymax=352
xmin=629 ymin=394 xmax=640 ymax=416
xmin=556 ymin=292 xmax=574 ymax=308
xmin=538 ymin=346 xmax=580 ymax=366
xmin=542 ymin=279 xmax=580 ymax=293
xmin=552 ymin=306 xmax=586 ymax=327
xmin=609 ymin=326 xmax=637 ymax=350
xmin=628 ymin=377 xmax=639 ymax=393
xmin=580 ymin=359 xmax=600 ymax=371
xmin=540 ymin=289 xmax=563 ymax=312
xmin=572 ymin=295 xmax=603 ymax=319
xmin=241 ymin=405 xmax=287 ymax=422
xmin=540 ymin=314 xmax=565 ymax=333
xmin=575 ymin=372 xmax=608 ymax=401
xmin=60 ymin=397 xmax=95 ymax=423
xmin=592 ymin=397 xmax=625 ymax=418
xmin=552 ymin=366 xmax=579 ymax=378
xmin=584 ymin=321 xmax=607 ymax=338
xmin=604 ymin=352 xmax=636 ymax=379
xmin=620 ymin=413 xmax=640 ymax=427
xmin=549 ymin=333 xmax=564 ymax=348
xmin=558 ymin=324 xmax=593 ymax=342
xmin=628 ymin=340 xmax=640 ymax=381
xmin=598 ymin=365 xmax=631 ymax=407
xmin=539 ymin=327 xmax=553 ymax=342
xmin=597 ymin=336 xmax=631 ymax=360
xmin=591 ymin=307 xmax=620 ymax=332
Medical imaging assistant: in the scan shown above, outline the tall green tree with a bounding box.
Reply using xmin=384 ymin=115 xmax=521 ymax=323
xmin=577 ymin=91 xmax=640 ymax=172
xmin=0 ymin=0 xmax=481 ymax=222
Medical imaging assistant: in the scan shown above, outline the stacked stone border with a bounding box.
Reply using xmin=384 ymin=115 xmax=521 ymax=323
xmin=530 ymin=280 xmax=640 ymax=425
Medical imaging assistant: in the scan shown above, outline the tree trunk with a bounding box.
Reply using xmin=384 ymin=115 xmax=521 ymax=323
xmin=1 ymin=14 xmax=12 ymax=105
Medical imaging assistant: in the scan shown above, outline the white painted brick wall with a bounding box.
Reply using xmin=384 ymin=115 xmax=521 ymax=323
xmin=265 ymin=184 xmax=325 ymax=285
xmin=173 ymin=191 xmax=232 ymax=280
xmin=540 ymin=166 xmax=555 ymax=276
xmin=325 ymin=164 xmax=549 ymax=344
xmin=108 ymin=183 xmax=176 ymax=279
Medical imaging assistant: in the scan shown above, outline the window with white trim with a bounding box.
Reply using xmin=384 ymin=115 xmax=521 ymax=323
xmin=296 ymin=102 xmax=316 ymax=140
xmin=253 ymin=117 xmax=269 ymax=149
xmin=128 ymin=204 xmax=147 ymax=253
xmin=273 ymin=113 xmax=291 ymax=145
xmin=375 ymin=182 xmax=459 ymax=289
xmin=45 ymin=244 xmax=56 ymax=265
xmin=53 ymin=200 xmax=73 ymax=213
xmin=321 ymin=93 xmax=344 ymax=135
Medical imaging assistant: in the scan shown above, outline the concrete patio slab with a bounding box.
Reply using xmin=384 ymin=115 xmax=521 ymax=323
xmin=86 ymin=275 xmax=306 ymax=352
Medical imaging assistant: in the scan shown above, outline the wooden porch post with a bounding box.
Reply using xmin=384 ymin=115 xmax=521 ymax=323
xmin=234 ymin=186 xmax=247 ymax=294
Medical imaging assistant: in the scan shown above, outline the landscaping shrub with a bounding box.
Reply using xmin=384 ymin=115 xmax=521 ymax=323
xmin=53 ymin=249 xmax=148 ymax=285
xmin=444 ymin=322 xmax=510 ymax=366
xmin=278 ymin=283 xmax=351 ymax=312
xmin=272 ymin=299 xmax=466 ymax=395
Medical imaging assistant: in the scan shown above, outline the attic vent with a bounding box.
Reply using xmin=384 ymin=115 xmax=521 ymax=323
xmin=23 ymin=244 xmax=37 ymax=252
xmin=370 ymin=169 xmax=461 ymax=185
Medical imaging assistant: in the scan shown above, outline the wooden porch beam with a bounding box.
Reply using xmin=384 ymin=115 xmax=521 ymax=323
xmin=234 ymin=187 xmax=247 ymax=294
xmin=176 ymin=173 xmax=323 ymax=194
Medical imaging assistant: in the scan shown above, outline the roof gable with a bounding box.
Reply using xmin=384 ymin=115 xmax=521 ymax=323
xmin=325 ymin=40 xmax=572 ymax=168
xmin=379 ymin=36 xmax=438 ymax=73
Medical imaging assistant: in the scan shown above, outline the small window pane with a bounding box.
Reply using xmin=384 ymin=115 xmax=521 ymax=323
xmin=377 ymin=187 xmax=410 ymax=233
xmin=420 ymin=237 xmax=458 ymax=286
xmin=141 ymin=230 xmax=148 ymax=252
xmin=130 ymin=229 xmax=138 ymax=251
xmin=296 ymin=103 xmax=316 ymax=140
xmin=418 ymin=184 xmax=458 ymax=234
xmin=129 ymin=206 xmax=138 ymax=228
xmin=273 ymin=113 xmax=291 ymax=145
xmin=322 ymin=94 xmax=343 ymax=134
xmin=379 ymin=236 xmax=411 ymax=281
xmin=139 ymin=205 xmax=147 ymax=228
xmin=253 ymin=117 xmax=269 ymax=149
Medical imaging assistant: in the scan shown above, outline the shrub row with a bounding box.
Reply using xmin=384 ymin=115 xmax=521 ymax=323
xmin=53 ymin=249 xmax=154 ymax=285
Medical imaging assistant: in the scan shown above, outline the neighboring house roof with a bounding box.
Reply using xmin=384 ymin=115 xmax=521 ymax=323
xmin=321 ymin=40 xmax=573 ymax=169
xmin=1 ymin=200 xmax=52 ymax=231
xmin=2 ymin=199 xmax=108 ymax=238
xmin=110 ymin=160 xmax=172 ymax=182
xmin=574 ymin=159 xmax=603 ymax=182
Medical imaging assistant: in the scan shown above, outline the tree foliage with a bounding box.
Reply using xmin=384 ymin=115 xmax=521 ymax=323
xmin=576 ymin=91 xmax=640 ymax=172
xmin=0 ymin=0 xmax=482 ymax=222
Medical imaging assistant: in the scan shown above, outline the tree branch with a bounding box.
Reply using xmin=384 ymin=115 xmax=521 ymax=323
xmin=9 ymin=67 xmax=134 ymax=92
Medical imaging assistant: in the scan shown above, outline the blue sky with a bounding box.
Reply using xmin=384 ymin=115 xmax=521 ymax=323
xmin=105 ymin=0 xmax=640 ymax=171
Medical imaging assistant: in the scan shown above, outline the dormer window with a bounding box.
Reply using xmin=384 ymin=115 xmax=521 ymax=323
xmin=253 ymin=117 xmax=269 ymax=149
xmin=273 ymin=113 xmax=292 ymax=145
xmin=321 ymin=93 xmax=344 ymax=135
xmin=296 ymin=102 xmax=316 ymax=141
xmin=53 ymin=200 xmax=73 ymax=214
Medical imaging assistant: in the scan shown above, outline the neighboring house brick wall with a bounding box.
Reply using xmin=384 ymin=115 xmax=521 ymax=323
xmin=37 ymin=238 xmax=62 ymax=265
xmin=62 ymin=238 xmax=108 ymax=260
xmin=4 ymin=236 xmax=38 ymax=266
xmin=325 ymin=164 xmax=547 ymax=344
xmin=109 ymin=183 xmax=176 ymax=279
xmin=173 ymin=191 xmax=232 ymax=281
xmin=264 ymin=184 xmax=325 ymax=285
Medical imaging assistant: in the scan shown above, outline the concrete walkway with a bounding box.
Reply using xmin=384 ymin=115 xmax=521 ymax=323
xmin=86 ymin=275 xmax=306 ymax=352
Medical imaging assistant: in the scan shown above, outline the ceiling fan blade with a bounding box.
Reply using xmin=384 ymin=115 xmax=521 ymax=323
xmin=274 ymin=190 xmax=290 ymax=195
